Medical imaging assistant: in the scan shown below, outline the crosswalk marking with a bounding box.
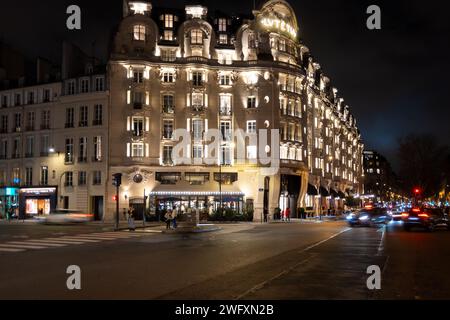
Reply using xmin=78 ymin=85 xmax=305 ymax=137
xmin=0 ymin=248 xmax=25 ymax=253
xmin=0 ymin=243 xmax=48 ymax=250
xmin=7 ymin=241 xmax=67 ymax=248
xmin=0 ymin=230 xmax=152 ymax=254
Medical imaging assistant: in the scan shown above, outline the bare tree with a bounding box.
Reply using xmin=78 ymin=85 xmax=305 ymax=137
xmin=397 ymin=134 xmax=448 ymax=198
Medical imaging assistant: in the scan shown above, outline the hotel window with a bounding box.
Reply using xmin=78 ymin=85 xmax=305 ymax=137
xmin=40 ymin=135 xmax=49 ymax=156
xmin=247 ymin=145 xmax=257 ymax=160
xmin=65 ymin=172 xmax=73 ymax=187
xmin=133 ymin=70 xmax=144 ymax=83
xmin=133 ymin=92 xmax=144 ymax=108
xmin=163 ymin=30 xmax=174 ymax=41
xmin=93 ymin=136 xmax=102 ymax=162
xmin=220 ymin=121 xmax=232 ymax=141
xmin=41 ymin=110 xmax=50 ymax=130
xmin=192 ymin=72 xmax=203 ymax=86
xmin=11 ymin=168 xmax=20 ymax=185
xmin=132 ymin=143 xmax=144 ymax=158
xmin=65 ymin=108 xmax=75 ymax=128
xmin=163 ymin=95 xmax=175 ymax=113
xmin=219 ymin=34 xmax=228 ymax=44
xmin=161 ymin=50 xmax=176 ymax=62
xmin=219 ymin=74 xmax=231 ymax=86
xmin=14 ymin=113 xmax=22 ymax=131
xmin=163 ymin=120 xmax=174 ymax=139
xmin=12 ymin=137 xmax=20 ymax=158
xmin=25 ymin=167 xmax=33 ymax=186
xmin=220 ymin=145 xmax=232 ymax=165
xmin=247 ymin=96 xmax=257 ymax=109
xmin=80 ymin=78 xmax=89 ymax=93
xmin=246 ymin=120 xmax=257 ymax=134
xmin=133 ymin=25 xmax=146 ymax=41
xmin=93 ymin=104 xmax=103 ymax=126
xmin=219 ymin=95 xmax=232 ymax=115
xmin=27 ymin=91 xmax=35 ymax=104
xmin=79 ymin=137 xmax=87 ymax=162
xmin=191 ymin=29 xmax=203 ymax=45
xmin=163 ymin=146 xmax=173 ymax=165
xmin=79 ymin=106 xmax=88 ymax=127
xmin=218 ymin=18 xmax=227 ymax=32
xmin=0 ymin=139 xmax=8 ymax=159
xmin=192 ymin=93 xmax=204 ymax=107
xmin=65 ymin=138 xmax=74 ymax=163
xmin=15 ymin=93 xmax=22 ymax=106
xmin=40 ymin=166 xmax=48 ymax=185
xmin=0 ymin=115 xmax=8 ymax=133
xmin=1 ymin=95 xmax=8 ymax=108
xmin=78 ymin=171 xmax=87 ymax=186
xmin=26 ymin=136 xmax=34 ymax=157
xmin=132 ymin=117 xmax=144 ymax=137
xmin=192 ymin=119 xmax=204 ymax=140
xmin=163 ymin=72 xmax=174 ymax=83
xmin=95 ymin=77 xmax=104 ymax=91
xmin=193 ymin=145 xmax=203 ymax=159
xmin=93 ymin=171 xmax=102 ymax=185
xmin=279 ymin=39 xmax=286 ymax=52
xmin=164 ymin=14 xmax=174 ymax=28
xmin=26 ymin=111 xmax=35 ymax=131
xmin=67 ymin=81 xmax=76 ymax=95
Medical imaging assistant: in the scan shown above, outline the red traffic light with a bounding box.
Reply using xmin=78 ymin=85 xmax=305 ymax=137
xmin=413 ymin=188 xmax=421 ymax=194
xmin=112 ymin=195 xmax=118 ymax=202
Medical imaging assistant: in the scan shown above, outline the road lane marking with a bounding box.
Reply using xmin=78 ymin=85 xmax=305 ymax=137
xmin=58 ymin=237 xmax=101 ymax=242
xmin=68 ymin=236 xmax=124 ymax=241
xmin=41 ymin=238 xmax=86 ymax=244
xmin=0 ymin=247 xmax=25 ymax=252
xmin=377 ymin=226 xmax=386 ymax=256
xmin=7 ymin=241 xmax=67 ymax=248
xmin=0 ymin=243 xmax=48 ymax=250
xmin=235 ymin=228 xmax=352 ymax=300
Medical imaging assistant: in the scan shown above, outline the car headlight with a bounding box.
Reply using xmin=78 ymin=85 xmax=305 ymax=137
xmin=359 ymin=215 xmax=369 ymax=221
xmin=346 ymin=214 xmax=355 ymax=220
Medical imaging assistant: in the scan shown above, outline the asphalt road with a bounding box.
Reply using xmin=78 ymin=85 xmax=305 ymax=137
xmin=0 ymin=220 xmax=449 ymax=299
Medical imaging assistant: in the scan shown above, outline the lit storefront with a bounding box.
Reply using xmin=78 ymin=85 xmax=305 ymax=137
xmin=19 ymin=187 xmax=57 ymax=218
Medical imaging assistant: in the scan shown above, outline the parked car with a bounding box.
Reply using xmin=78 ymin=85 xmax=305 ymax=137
xmin=35 ymin=209 xmax=94 ymax=225
xmin=347 ymin=207 xmax=392 ymax=227
xmin=403 ymin=207 xmax=450 ymax=232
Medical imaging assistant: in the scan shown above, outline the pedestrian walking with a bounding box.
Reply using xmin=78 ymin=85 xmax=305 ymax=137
xmin=165 ymin=210 xmax=173 ymax=230
xmin=286 ymin=207 xmax=291 ymax=222
xmin=172 ymin=209 xmax=178 ymax=229
xmin=128 ymin=207 xmax=136 ymax=231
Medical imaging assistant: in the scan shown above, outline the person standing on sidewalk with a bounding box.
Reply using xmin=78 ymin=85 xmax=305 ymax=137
xmin=172 ymin=208 xmax=178 ymax=229
xmin=286 ymin=207 xmax=291 ymax=222
xmin=165 ymin=210 xmax=173 ymax=230
xmin=128 ymin=207 xmax=136 ymax=231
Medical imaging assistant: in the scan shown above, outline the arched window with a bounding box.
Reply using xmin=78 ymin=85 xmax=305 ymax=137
xmin=133 ymin=25 xmax=146 ymax=41
xmin=190 ymin=29 xmax=203 ymax=45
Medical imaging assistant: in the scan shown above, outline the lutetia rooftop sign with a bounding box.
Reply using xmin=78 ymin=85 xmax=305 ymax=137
xmin=260 ymin=17 xmax=297 ymax=39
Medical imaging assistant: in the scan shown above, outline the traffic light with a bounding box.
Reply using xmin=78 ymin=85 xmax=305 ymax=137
xmin=112 ymin=195 xmax=118 ymax=202
xmin=413 ymin=187 xmax=421 ymax=195
xmin=112 ymin=173 xmax=122 ymax=187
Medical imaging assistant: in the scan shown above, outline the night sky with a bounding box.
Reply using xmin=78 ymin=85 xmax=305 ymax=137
xmin=1 ymin=0 xmax=449 ymax=169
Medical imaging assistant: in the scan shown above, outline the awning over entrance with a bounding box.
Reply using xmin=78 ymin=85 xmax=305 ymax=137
xmin=319 ymin=186 xmax=330 ymax=197
xmin=307 ymin=184 xmax=318 ymax=196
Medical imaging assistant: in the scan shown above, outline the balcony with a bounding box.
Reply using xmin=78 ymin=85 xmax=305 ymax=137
xmin=40 ymin=124 xmax=50 ymax=130
xmin=65 ymin=123 xmax=75 ymax=129
xmin=64 ymin=183 xmax=73 ymax=188
xmin=162 ymin=131 xmax=174 ymax=140
xmin=162 ymin=159 xmax=174 ymax=166
xmin=25 ymin=153 xmax=34 ymax=158
xmin=14 ymin=127 xmax=21 ymax=133
xmin=190 ymin=105 xmax=206 ymax=113
xmin=219 ymin=108 xmax=232 ymax=116
xmin=92 ymin=120 xmax=102 ymax=126
xmin=133 ymin=102 xmax=143 ymax=110
xmin=25 ymin=126 xmax=35 ymax=132
xmin=79 ymin=121 xmax=88 ymax=128
xmin=78 ymin=156 xmax=88 ymax=163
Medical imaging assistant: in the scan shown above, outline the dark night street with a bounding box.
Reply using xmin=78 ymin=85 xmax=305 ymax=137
xmin=1 ymin=221 xmax=449 ymax=300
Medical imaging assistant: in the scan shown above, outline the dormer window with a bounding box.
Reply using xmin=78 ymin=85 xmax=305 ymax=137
xmin=219 ymin=34 xmax=228 ymax=44
xmin=164 ymin=14 xmax=174 ymax=28
xmin=163 ymin=30 xmax=173 ymax=41
xmin=191 ymin=30 xmax=203 ymax=45
xmin=129 ymin=2 xmax=151 ymax=15
xmin=218 ymin=18 xmax=227 ymax=32
xmin=133 ymin=25 xmax=146 ymax=41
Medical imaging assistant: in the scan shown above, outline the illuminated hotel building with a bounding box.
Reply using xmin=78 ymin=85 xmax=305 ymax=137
xmin=0 ymin=0 xmax=363 ymax=221
xmin=107 ymin=0 xmax=364 ymax=220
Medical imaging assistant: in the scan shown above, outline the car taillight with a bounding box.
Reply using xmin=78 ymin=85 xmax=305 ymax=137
xmin=418 ymin=213 xmax=429 ymax=218
xmin=402 ymin=213 xmax=409 ymax=218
